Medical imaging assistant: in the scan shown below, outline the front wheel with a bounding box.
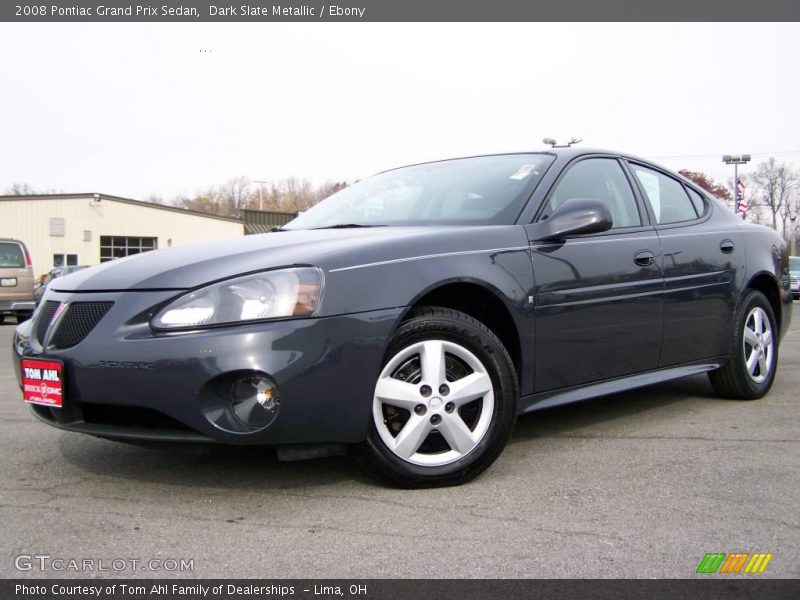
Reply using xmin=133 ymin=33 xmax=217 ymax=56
xmin=709 ymin=290 xmax=778 ymax=400
xmin=357 ymin=307 xmax=518 ymax=488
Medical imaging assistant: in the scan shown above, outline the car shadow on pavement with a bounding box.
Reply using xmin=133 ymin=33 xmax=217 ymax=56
xmin=55 ymin=374 xmax=721 ymax=489
xmin=56 ymin=435 xmax=373 ymax=490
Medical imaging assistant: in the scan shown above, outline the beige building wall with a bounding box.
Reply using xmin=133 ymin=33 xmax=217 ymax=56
xmin=0 ymin=195 xmax=244 ymax=279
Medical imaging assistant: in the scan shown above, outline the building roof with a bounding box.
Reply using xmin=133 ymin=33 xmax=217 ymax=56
xmin=240 ymin=208 xmax=297 ymax=234
xmin=0 ymin=193 xmax=243 ymax=224
xmin=244 ymin=223 xmax=276 ymax=235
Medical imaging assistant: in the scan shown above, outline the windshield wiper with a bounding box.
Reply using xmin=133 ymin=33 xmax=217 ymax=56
xmin=270 ymin=227 xmax=288 ymax=232
xmin=312 ymin=223 xmax=387 ymax=230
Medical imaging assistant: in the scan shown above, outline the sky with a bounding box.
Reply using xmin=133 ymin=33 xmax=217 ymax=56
xmin=1 ymin=22 xmax=799 ymax=200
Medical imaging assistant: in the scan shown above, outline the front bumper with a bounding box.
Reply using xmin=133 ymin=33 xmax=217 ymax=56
xmin=13 ymin=289 xmax=402 ymax=445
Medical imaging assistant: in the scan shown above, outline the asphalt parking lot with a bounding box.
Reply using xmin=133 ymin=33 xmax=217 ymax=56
xmin=1 ymin=306 xmax=798 ymax=579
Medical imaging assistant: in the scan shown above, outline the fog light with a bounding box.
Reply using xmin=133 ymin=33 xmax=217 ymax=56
xmin=229 ymin=374 xmax=280 ymax=429
xmin=13 ymin=331 xmax=29 ymax=356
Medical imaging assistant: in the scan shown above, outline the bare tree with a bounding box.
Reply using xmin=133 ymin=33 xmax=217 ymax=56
xmin=783 ymin=185 xmax=800 ymax=255
xmin=749 ymin=158 xmax=796 ymax=232
xmin=219 ymin=176 xmax=251 ymax=215
xmin=4 ymin=182 xmax=38 ymax=195
xmin=778 ymin=169 xmax=799 ymax=243
xmin=313 ymin=181 xmax=348 ymax=204
xmin=144 ymin=194 xmax=165 ymax=205
xmin=178 ymin=187 xmax=223 ymax=215
xmin=171 ymin=177 xmax=349 ymax=217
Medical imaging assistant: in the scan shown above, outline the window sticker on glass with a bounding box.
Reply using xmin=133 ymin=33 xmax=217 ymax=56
xmin=509 ymin=164 xmax=538 ymax=180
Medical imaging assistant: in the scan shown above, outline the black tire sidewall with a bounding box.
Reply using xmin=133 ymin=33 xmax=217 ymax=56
xmin=363 ymin=309 xmax=518 ymax=486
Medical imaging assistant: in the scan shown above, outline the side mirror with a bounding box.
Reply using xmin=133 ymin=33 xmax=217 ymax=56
xmin=533 ymin=198 xmax=612 ymax=241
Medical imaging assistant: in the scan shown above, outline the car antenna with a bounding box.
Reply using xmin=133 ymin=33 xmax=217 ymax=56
xmin=543 ymin=137 xmax=582 ymax=148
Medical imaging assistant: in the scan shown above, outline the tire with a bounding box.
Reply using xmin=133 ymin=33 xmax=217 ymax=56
xmin=357 ymin=306 xmax=518 ymax=488
xmin=0 ymin=315 xmax=5 ymax=325
xmin=709 ymin=290 xmax=778 ymax=400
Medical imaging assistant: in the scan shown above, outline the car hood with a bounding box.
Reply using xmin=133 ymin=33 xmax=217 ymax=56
xmin=53 ymin=226 xmax=522 ymax=292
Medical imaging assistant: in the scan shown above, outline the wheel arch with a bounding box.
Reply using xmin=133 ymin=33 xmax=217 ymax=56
xmin=398 ymin=280 xmax=524 ymax=385
xmin=744 ymin=271 xmax=782 ymax=332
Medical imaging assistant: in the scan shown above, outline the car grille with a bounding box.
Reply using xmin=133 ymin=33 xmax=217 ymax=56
xmin=35 ymin=301 xmax=61 ymax=344
xmin=50 ymin=302 xmax=114 ymax=348
xmin=791 ymin=276 xmax=799 ymax=286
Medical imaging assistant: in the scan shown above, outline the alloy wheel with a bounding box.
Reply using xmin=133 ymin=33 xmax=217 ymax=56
xmin=372 ymin=339 xmax=495 ymax=467
xmin=742 ymin=306 xmax=774 ymax=384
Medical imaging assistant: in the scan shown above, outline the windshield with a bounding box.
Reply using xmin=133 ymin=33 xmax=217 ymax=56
xmin=790 ymin=257 xmax=800 ymax=271
xmin=284 ymin=154 xmax=553 ymax=230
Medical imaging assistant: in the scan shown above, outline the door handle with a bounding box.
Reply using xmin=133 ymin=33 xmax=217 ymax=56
xmin=720 ymin=240 xmax=735 ymax=254
xmin=634 ymin=250 xmax=656 ymax=267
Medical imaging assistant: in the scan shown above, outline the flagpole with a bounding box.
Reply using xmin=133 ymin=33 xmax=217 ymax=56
xmin=722 ymin=154 xmax=751 ymax=219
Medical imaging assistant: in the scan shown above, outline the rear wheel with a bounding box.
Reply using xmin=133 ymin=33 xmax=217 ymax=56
xmin=709 ymin=290 xmax=778 ymax=400
xmin=358 ymin=307 xmax=518 ymax=488
xmin=0 ymin=315 xmax=5 ymax=324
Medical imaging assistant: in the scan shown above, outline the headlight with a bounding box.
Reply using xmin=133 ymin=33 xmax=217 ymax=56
xmin=151 ymin=267 xmax=322 ymax=330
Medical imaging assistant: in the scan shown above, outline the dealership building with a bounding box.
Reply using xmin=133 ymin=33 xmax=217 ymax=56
xmin=0 ymin=193 xmax=244 ymax=279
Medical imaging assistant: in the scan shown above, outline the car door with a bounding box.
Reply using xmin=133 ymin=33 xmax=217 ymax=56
xmin=526 ymin=156 xmax=664 ymax=392
xmin=627 ymin=162 xmax=743 ymax=366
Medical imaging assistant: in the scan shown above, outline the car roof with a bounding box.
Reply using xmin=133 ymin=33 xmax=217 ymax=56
xmin=523 ymin=146 xmax=660 ymax=165
xmin=381 ymin=146 xmax=667 ymax=171
xmin=378 ymin=147 xmax=709 ymax=196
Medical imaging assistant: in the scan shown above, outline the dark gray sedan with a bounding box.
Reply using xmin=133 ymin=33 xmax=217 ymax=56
xmin=12 ymin=148 xmax=793 ymax=487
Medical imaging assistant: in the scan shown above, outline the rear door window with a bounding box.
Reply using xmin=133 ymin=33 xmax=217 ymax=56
xmin=0 ymin=242 xmax=24 ymax=268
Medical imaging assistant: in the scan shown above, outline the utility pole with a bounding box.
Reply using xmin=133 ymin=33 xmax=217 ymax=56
xmin=722 ymin=155 xmax=751 ymax=218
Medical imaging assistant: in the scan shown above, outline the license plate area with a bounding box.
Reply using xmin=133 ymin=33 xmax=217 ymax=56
xmin=21 ymin=358 xmax=64 ymax=408
xmin=0 ymin=277 xmax=17 ymax=287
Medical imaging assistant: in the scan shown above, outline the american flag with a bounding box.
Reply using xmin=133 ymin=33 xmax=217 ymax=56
xmin=736 ymin=179 xmax=747 ymax=214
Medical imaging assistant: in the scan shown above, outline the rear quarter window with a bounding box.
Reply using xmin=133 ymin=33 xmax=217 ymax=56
xmin=685 ymin=187 xmax=707 ymax=216
xmin=0 ymin=242 xmax=25 ymax=268
xmin=632 ymin=165 xmax=699 ymax=224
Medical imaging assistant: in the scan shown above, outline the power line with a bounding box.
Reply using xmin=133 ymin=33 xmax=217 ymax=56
xmin=650 ymin=150 xmax=800 ymax=160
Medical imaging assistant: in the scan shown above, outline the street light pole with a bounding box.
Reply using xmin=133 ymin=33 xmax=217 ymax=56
xmin=253 ymin=180 xmax=269 ymax=211
xmin=722 ymin=154 xmax=751 ymax=218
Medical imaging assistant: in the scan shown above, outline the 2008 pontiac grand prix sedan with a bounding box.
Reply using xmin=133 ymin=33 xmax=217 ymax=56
xmin=12 ymin=148 xmax=793 ymax=487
